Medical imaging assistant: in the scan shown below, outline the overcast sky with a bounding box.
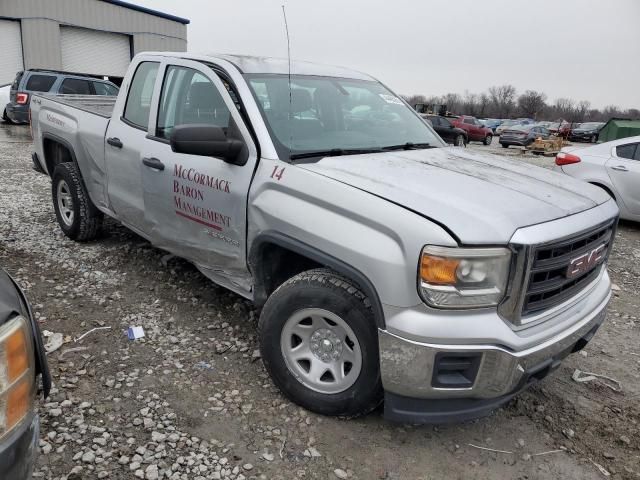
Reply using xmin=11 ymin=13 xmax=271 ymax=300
xmin=134 ymin=0 xmax=640 ymax=109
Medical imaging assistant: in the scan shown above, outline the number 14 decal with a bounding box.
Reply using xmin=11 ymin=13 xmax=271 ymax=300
xmin=271 ymin=165 xmax=286 ymax=181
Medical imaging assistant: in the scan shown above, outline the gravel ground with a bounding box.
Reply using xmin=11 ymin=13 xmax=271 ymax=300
xmin=1 ymin=124 xmax=639 ymax=480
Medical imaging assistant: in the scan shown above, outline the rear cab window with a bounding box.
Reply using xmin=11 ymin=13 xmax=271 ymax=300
xmin=123 ymin=62 xmax=160 ymax=129
xmin=25 ymin=74 xmax=57 ymax=92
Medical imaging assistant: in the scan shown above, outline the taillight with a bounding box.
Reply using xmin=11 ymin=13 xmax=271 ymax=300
xmin=556 ymin=152 xmax=581 ymax=166
xmin=16 ymin=93 xmax=29 ymax=105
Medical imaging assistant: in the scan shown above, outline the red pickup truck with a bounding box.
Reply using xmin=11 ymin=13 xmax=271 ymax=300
xmin=450 ymin=115 xmax=494 ymax=145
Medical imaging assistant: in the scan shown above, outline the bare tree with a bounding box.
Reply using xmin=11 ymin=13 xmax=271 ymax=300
xmin=517 ymin=90 xmax=547 ymax=119
xmin=574 ymin=100 xmax=591 ymax=122
xmin=552 ymin=98 xmax=576 ymax=120
xmin=442 ymin=92 xmax=463 ymax=114
xmin=462 ymin=91 xmax=479 ymax=117
xmin=402 ymin=94 xmax=427 ymax=107
xmin=478 ymin=93 xmax=490 ymax=118
xmin=488 ymin=85 xmax=517 ymax=118
xmin=399 ymin=87 xmax=636 ymax=123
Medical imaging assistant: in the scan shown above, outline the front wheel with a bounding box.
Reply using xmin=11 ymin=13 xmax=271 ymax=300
xmin=454 ymin=134 xmax=466 ymax=147
xmin=483 ymin=134 xmax=493 ymax=146
xmin=591 ymin=135 xmax=597 ymax=143
xmin=258 ymin=268 xmax=383 ymax=418
xmin=52 ymin=162 xmax=103 ymax=241
xmin=501 ymin=143 xmax=509 ymax=149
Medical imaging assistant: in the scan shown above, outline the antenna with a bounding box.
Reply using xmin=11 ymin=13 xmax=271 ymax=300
xmin=281 ymin=5 xmax=293 ymax=157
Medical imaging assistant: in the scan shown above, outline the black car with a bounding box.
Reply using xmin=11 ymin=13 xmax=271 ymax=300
xmin=0 ymin=269 xmax=50 ymax=480
xmin=499 ymin=124 xmax=550 ymax=148
xmin=423 ymin=114 xmax=467 ymax=146
xmin=569 ymin=122 xmax=604 ymax=143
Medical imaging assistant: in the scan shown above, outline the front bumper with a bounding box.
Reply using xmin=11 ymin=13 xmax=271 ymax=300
xmin=379 ymin=272 xmax=610 ymax=423
xmin=5 ymin=103 xmax=29 ymax=124
xmin=0 ymin=414 xmax=39 ymax=480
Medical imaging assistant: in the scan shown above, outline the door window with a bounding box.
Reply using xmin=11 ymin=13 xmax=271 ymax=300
xmin=123 ymin=62 xmax=159 ymax=129
xmin=93 ymin=82 xmax=119 ymax=96
xmin=616 ymin=143 xmax=638 ymax=160
xmin=463 ymin=118 xmax=474 ymax=124
xmin=156 ymin=65 xmax=231 ymax=140
xmin=25 ymin=74 xmax=56 ymax=92
xmin=60 ymin=78 xmax=91 ymax=95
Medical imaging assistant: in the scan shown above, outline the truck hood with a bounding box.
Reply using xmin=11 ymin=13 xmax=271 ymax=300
xmin=298 ymin=147 xmax=610 ymax=243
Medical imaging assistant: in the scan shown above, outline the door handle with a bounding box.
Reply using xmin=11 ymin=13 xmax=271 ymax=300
xmin=107 ymin=137 xmax=123 ymax=148
xmin=611 ymin=165 xmax=628 ymax=172
xmin=142 ymin=157 xmax=165 ymax=171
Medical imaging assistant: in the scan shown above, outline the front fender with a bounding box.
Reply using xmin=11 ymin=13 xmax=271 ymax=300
xmin=247 ymin=159 xmax=458 ymax=311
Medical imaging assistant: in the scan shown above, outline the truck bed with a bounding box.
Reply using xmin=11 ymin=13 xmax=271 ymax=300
xmin=38 ymin=94 xmax=117 ymax=118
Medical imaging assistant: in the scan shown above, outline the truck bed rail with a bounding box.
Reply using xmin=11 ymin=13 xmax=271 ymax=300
xmin=34 ymin=94 xmax=117 ymax=119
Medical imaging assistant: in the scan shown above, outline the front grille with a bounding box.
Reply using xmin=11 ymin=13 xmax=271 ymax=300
xmin=522 ymin=222 xmax=614 ymax=316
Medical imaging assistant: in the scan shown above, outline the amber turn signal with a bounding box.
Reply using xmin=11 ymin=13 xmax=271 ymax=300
xmin=420 ymin=255 xmax=459 ymax=285
xmin=6 ymin=327 xmax=29 ymax=382
xmin=6 ymin=378 xmax=31 ymax=430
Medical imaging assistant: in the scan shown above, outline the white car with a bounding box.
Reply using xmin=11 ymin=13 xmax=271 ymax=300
xmin=1 ymin=84 xmax=11 ymax=122
xmin=555 ymin=136 xmax=640 ymax=221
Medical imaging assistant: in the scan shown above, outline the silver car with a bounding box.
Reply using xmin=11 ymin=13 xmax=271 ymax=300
xmin=555 ymin=136 xmax=640 ymax=221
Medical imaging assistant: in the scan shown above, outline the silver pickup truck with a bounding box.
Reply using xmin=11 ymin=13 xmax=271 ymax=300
xmin=30 ymin=52 xmax=618 ymax=423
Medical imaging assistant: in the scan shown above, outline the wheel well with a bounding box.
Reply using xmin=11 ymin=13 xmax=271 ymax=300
xmin=250 ymin=234 xmax=386 ymax=328
xmin=252 ymin=242 xmax=322 ymax=305
xmin=43 ymin=138 xmax=73 ymax=177
xmin=589 ymin=182 xmax=615 ymax=201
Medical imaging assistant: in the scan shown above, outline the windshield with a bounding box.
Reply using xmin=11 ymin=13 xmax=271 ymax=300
xmin=246 ymin=74 xmax=443 ymax=160
xmin=580 ymin=122 xmax=601 ymax=129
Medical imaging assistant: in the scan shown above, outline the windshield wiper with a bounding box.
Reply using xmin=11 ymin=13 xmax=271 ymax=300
xmin=289 ymin=148 xmax=382 ymax=161
xmin=381 ymin=142 xmax=433 ymax=151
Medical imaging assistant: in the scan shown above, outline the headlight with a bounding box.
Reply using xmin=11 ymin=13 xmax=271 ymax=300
xmin=0 ymin=316 xmax=35 ymax=439
xmin=419 ymin=246 xmax=511 ymax=308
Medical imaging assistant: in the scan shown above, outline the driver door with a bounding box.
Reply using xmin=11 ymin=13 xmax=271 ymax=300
xmin=140 ymin=59 xmax=258 ymax=295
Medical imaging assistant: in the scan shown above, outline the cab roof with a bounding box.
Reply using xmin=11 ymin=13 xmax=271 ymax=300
xmin=142 ymin=52 xmax=376 ymax=81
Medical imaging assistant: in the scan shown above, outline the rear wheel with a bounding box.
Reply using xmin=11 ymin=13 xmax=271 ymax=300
xmin=259 ymin=268 xmax=383 ymax=417
xmin=483 ymin=134 xmax=493 ymax=146
xmin=501 ymin=143 xmax=509 ymax=149
xmin=2 ymin=109 xmax=14 ymax=124
xmin=52 ymin=162 xmax=103 ymax=241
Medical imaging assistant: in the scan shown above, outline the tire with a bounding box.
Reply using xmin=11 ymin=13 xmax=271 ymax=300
xmin=454 ymin=134 xmax=465 ymax=147
xmin=52 ymin=162 xmax=103 ymax=241
xmin=501 ymin=143 xmax=509 ymax=149
xmin=591 ymin=135 xmax=597 ymax=143
xmin=258 ymin=268 xmax=383 ymax=418
xmin=2 ymin=109 xmax=14 ymax=124
xmin=483 ymin=134 xmax=493 ymax=146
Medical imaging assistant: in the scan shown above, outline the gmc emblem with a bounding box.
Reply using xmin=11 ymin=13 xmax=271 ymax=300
xmin=566 ymin=244 xmax=606 ymax=279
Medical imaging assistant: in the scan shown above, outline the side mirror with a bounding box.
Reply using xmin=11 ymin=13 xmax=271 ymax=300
xmin=170 ymin=124 xmax=245 ymax=165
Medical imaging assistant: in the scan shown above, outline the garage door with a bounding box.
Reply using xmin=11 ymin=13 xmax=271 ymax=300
xmin=60 ymin=27 xmax=131 ymax=77
xmin=0 ymin=20 xmax=24 ymax=86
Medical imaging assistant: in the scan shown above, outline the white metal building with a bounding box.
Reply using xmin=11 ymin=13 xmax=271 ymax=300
xmin=0 ymin=0 xmax=189 ymax=85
